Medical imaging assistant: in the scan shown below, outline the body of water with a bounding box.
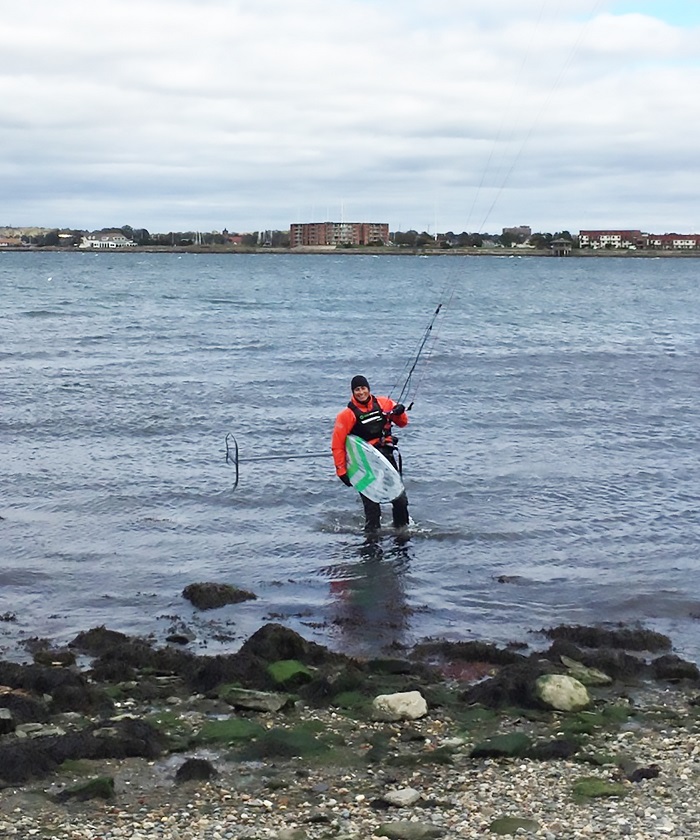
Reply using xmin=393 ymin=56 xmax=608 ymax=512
xmin=2 ymin=252 xmax=700 ymax=660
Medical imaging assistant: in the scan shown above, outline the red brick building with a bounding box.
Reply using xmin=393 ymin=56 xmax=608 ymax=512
xmin=290 ymin=221 xmax=390 ymax=248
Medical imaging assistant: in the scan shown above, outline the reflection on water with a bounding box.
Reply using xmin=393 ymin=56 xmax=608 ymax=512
xmin=325 ymin=535 xmax=412 ymax=657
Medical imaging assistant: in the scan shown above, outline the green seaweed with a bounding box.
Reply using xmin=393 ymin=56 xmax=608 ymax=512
xmin=572 ymin=776 xmax=627 ymax=799
xmin=267 ymin=659 xmax=313 ymax=685
xmin=195 ymin=717 xmax=265 ymax=744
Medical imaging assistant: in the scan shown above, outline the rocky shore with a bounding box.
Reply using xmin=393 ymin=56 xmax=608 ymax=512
xmin=1 ymin=619 xmax=700 ymax=839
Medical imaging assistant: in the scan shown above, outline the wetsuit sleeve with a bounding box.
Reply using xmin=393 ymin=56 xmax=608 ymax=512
xmin=331 ymin=408 xmax=356 ymax=475
xmin=377 ymin=396 xmax=409 ymax=428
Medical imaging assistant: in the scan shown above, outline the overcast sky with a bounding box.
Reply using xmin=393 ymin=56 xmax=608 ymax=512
xmin=2 ymin=1 xmax=699 ymax=235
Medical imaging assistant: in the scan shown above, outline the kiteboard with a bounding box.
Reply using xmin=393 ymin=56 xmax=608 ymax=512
xmin=345 ymin=434 xmax=404 ymax=503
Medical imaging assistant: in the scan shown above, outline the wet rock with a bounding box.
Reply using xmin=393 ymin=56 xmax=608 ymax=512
xmin=182 ymin=582 xmax=257 ymax=610
xmin=382 ymin=787 xmax=422 ymax=807
xmin=373 ymin=690 xmax=428 ymax=721
xmin=489 ymin=816 xmax=541 ymax=835
xmin=626 ymin=764 xmax=660 ymax=782
xmin=527 ymin=739 xmax=579 ymax=760
xmin=219 ymin=685 xmax=291 ymax=712
xmin=460 ymin=659 xmax=552 ymax=709
xmin=297 ymin=662 xmax=369 ymax=707
xmin=166 ymin=634 xmax=193 ymax=645
xmin=32 ymin=648 xmax=77 ymax=668
xmin=534 ymin=674 xmax=590 ymax=712
xmin=470 ymin=732 xmax=532 ymax=759
xmin=275 ymin=830 xmax=308 ymax=840
xmin=0 ymin=687 xmax=50 ymax=724
xmin=0 ymin=717 xmax=165 ymax=786
xmin=69 ymin=626 xmax=132 ymax=655
xmin=238 ymin=623 xmax=343 ymax=667
xmin=175 ymin=757 xmax=218 ymax=783
xmin=543 ymin=639 xmax=644 ymax=680
xmin=376 ymin=822 xmax=446 ymax=839
xmin=0 ymin=661 xmax=112 ymax=716
xmin=189 ymin=623 xmax=351 ymax=695
xmin=650 ymin=654 xmax=700 ymax=682
xmin=412 ymin=639 xmax=524 ymax=667
xmin=0 ymin=708 xmax=15 ymax=735
xmin=543 ymin=624 xmax=671 ymax=652
xmin=55 ymin=776 xmax=115 ymax=802
xmin=275 ymin=831 xmax=308 ymax=840
xmin=88 ymin=636 xmax=195 ymax=685
xmin=559 ymin=655 xmax=613 ymax=686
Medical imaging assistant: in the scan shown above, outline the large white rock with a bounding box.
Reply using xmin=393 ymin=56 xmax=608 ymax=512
xmin=372 ymin=690 xmax=428 ymax=720
xmin=535 ymin=673 xmax=590 ymax=712
xmin=383 ymin=787 xmax=422 ymax=807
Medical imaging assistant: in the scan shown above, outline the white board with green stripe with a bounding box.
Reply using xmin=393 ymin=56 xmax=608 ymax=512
xmin=345 ymin=434 xmax=405 ymax=503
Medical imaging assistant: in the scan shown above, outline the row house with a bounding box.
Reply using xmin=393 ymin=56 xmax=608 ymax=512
xmin=645 ymin=233 xmax=700 ymax=250
xmin=290 ymin=221 xmax=390 ymax=248
xmin=578 ymin=230 xmax=644 ymax=249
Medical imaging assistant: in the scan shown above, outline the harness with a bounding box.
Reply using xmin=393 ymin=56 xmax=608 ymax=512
xmin=347 ymin=396 xmax=385 ymax=441
xmin=347 ymin=397 xmax=403 ymax=475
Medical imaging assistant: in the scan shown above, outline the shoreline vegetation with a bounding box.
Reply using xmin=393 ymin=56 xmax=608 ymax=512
xmin=2 ymin=615 xmax=700 ymax=839
xmin=3 ymin=244 xmax=700 ymax=258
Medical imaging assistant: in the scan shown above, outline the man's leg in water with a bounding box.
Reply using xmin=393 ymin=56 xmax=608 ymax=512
xmin=361 ymin=494 xmax=381 ymax=533
xmin=392 ymin=491 xmax=409 ymax=528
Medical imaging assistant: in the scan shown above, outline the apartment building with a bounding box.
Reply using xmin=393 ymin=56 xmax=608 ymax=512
xmin=578 ymin=230 xmax=644 ymax=249
xmin=645 ymin=233 xmax=700 ymax=250
xmin=290 ymin=221 xmax=390 ymax=248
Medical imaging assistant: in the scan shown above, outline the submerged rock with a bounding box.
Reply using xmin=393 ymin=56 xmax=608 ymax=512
xmin=543 ymin=624 xmax=671 ymax=652
xmin=182 ymin=582 xmax=256 ymax=610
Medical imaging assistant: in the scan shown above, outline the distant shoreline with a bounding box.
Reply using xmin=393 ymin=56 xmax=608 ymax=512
xmin=2 ymin=245 xmax=700 ymax=258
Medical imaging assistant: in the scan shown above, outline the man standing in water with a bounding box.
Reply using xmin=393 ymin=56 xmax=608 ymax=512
xmin=331 ymin=375 xmax=409 ymax=533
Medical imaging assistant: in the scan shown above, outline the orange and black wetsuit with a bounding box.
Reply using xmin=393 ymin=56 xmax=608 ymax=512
xmin=332 ymin=394 xmax=409 ymax=532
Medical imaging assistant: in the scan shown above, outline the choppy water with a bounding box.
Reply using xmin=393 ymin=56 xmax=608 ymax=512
xmin=2 ymin=251 xmax=700 ymax=661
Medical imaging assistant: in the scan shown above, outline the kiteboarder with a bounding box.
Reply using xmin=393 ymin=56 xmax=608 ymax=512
xmin=332 ymin=375 xmax=409 ymax=533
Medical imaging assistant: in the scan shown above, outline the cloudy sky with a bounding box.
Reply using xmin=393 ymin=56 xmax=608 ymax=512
xmin=2 ymin=1 xmax=699 ymax=235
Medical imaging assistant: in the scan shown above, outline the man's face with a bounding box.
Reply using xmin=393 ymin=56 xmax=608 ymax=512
xmin=352 ymin=385 xmax=370 ymax=404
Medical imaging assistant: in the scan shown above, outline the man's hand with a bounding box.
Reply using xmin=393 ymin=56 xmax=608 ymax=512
xmin=391 ymin=403 xmax=405 ymax=416
xmin=338 ymin=473 xmax=352 ymax=487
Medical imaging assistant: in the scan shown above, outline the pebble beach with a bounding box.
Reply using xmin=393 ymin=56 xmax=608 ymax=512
xmin=1 ymin=623 xmax=700 ymax=840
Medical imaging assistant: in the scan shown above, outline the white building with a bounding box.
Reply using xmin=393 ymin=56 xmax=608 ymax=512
xmin=79 ymin=231 xmax=136 ymax=249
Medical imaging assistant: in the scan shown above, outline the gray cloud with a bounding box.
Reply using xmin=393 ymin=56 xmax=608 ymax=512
xmin=1 ymin=0 xmax=699 ymax=233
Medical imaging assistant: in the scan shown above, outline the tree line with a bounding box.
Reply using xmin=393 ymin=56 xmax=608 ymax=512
xmin=18 ymin=226 xmax=576 ymax=249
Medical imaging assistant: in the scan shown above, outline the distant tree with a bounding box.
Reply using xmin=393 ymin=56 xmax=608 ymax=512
xmin=39 ymin=230 xmax=60 ymax=246
xmin=529 ymin=232 xmax=552 ymax=249
xmin=456 ymin=231 xmax=483 ymax=247
xmin=392 ymin=230 xmax=419 ymax=247
xmin=415 ymin=231 xmax=434 ymax=247
xmin=241 ymin=232 xmax=259 ymax=247
xmin=498 ymin=231 xmax=516 ymax=247
xmin=132 ymin=228 xmax=151 ymax=245
xmin=554 ymin=230 xmax=573 ymax=240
